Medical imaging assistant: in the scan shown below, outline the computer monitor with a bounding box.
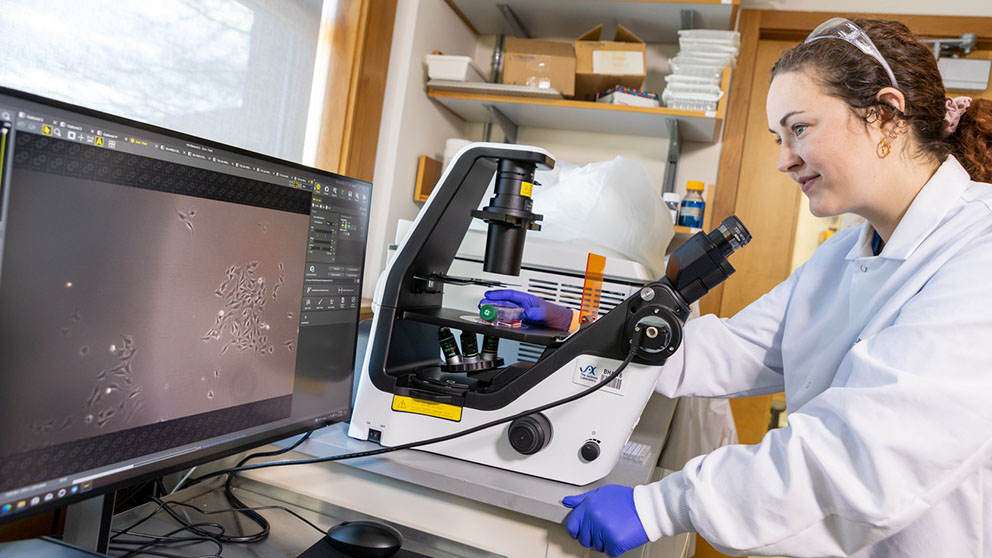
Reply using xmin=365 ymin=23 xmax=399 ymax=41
xmin=0 ymin=86 xmax=371 ymax=525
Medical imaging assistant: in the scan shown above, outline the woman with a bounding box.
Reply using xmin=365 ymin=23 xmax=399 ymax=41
xmin=488 ymin=18 xmax=992 ymax=557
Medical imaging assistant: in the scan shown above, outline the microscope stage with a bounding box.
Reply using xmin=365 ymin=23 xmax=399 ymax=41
xmin=401 ymin=307 xmax=570 ymax=346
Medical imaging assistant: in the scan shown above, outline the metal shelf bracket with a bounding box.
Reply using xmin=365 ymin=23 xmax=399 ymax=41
xmin=663 ymin=118 xmax=681 ymax=194
xmin=496 ymin=3 xmax=530 ymax=38
xmin=483 ymin=104 xmax=519 ymax=144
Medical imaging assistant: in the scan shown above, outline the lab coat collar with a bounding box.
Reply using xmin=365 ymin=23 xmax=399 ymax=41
xmin=845 ymin=156 xmax=971 ymax=261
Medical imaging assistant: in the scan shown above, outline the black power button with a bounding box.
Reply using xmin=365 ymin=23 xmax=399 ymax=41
xmin=580 ymin=441 xmax=600 ymax=462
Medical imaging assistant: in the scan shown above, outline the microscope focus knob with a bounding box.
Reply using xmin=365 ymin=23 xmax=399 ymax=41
xmin=580 ymin=441 xmax=600 ymax=462
xmin=508 ymin=413 xmax=553 ymax=455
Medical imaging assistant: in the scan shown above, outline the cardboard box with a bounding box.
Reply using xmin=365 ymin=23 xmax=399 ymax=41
xmin=597 ymin=86 xmax=660 ymax=108
xmin=574 ymin=24 xmax=646 ymax=101
xmin=501 ymin=37 xmax=575 ymax=97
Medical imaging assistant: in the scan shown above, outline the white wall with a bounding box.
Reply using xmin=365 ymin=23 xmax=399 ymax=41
xmin=365 ymin=0 xmax=477 ymax=298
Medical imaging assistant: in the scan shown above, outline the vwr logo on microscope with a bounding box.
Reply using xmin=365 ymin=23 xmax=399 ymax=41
xmin=572 ymin=361 xmax=624 ymax=395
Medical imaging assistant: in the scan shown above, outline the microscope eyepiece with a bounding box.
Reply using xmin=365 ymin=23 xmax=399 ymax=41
xmin=708 ymin=216 xmax=752 ymax=258
xmin=665 ymin=215 xmax=751 ymax=304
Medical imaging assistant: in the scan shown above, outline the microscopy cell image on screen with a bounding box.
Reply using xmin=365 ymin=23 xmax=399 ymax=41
xmin=0 ymin=167 xmax=309 ymax=456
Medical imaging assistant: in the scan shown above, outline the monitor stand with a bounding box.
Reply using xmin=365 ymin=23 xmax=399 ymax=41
xmin=62 ymin=493 xmax=115 ymax=554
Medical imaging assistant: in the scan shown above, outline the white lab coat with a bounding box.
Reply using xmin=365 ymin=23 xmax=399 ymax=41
xmin=633 ymin=156 xmax=992 ymax=557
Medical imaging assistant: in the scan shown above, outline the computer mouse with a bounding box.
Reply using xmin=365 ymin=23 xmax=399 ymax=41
xmin=325 ymin=520 xmax=403 ymax=558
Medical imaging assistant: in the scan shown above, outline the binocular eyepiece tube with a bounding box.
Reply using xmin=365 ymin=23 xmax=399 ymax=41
xmin=666 ymin=216 xmax=752 ymax=305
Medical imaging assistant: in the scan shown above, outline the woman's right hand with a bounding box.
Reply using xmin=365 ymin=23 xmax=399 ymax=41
xmin=480 ymin=289 xmax=576 ymax=331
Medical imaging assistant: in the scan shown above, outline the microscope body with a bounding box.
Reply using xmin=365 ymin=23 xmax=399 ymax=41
xmin=348 ymin=143 xmax=748 ymax=485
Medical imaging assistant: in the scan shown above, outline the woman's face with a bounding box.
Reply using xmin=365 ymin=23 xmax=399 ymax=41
xmin=766 ymin=70 xmax=882 ymax=217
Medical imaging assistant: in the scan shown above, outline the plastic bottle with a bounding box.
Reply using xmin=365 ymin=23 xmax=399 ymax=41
xmin=677 ymin=181 xmax=705 ymax=229
xmin=662 ymin=192 xmax=681 ymax=225
xmin=437 ymin=327 xmax=461 ymax=364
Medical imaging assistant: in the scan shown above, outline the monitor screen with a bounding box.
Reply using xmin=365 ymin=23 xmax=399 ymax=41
xmin=0 ymin=86 xmax=371 ymax=521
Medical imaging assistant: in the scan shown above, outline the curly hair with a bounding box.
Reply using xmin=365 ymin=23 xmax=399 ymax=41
xmin=771 ymin=18 xmax=992 ymax=183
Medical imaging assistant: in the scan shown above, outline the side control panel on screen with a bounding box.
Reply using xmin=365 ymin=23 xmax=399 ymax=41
xmin=299 ymin=180 xmax=370 ymax=327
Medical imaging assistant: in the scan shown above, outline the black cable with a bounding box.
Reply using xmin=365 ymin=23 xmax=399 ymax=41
xmin=132 ymin=431 xmax=314 ymax=545
xmin=108 ymin=433 xmax=317 ymax=555
xmin=109 ymin=500 xmax=331 ymax=558
xmin=111 ymin=520 xmax=224 ymax=558
xmin=109 ymin=496 xmax=226 ymax=558
xmin=218 ymin=430 xmax=313 ymax=542
xmin=110 ymin=498 xmax=187 ymax=542
xmin=108 ymin=550 xmax=218 ymax=558
xmin=152 ymin=499 xmax=327 ymax=538
xmin=189 ymin=329 xmax=644 ymax=484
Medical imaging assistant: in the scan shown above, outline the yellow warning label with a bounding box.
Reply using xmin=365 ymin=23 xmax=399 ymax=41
xmin=391 ymin=395 xmax=462 ymax=422
xmin=94 ymin=137 xmax=105 ymax=147
xmin=42 ymin=125 xmax=52 ymax=136
xmin=520 ymin=181 xmax=533 ymax=198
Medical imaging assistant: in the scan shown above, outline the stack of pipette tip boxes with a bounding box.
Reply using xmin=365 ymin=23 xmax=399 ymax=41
xmin=662 ymin=30 xmax=740 ymax=112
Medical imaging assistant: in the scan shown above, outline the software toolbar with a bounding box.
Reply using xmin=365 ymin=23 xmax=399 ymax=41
xmin=0 ymin=104 xmax=370 ymax=205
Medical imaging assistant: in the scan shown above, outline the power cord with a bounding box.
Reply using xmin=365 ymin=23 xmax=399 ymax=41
xmin=161 ymin=431 xmax=314 ymax=544
xmin=107 ymin=431 xmax=315 ymax=555
xmin=212 ymin=430 xmax=315 ymax=542
xmin=110 ymin=330 xmax=646 ymax=555
xmin=108 ymin=497 xmax=331 ymax=557
xmin=188 ymin=327 xmax=645 ymax=485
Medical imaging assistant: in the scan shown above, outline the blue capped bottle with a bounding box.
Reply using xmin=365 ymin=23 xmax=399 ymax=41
xmin=677 ymin=181 xmax=706 ymax=229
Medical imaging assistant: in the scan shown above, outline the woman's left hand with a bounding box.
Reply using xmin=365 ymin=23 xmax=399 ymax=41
xmin=563 ymin=484 xmax=650 ymax=557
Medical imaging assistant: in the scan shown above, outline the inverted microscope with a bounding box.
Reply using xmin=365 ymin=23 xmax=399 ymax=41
xmin=348 ymin=143 xmax=750 ymax=485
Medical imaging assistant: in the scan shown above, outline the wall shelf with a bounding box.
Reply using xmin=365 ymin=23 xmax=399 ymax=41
xmin=428 ymin=67 xmax=729 ymax=143
xmin=447 ymin=0 xmax=738 ymax=43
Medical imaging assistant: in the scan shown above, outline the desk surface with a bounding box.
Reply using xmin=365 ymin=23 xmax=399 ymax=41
xmin=109 ymin=476 xmax=504 ymax=558
xmin=291 ymin=392 xmax=677 ymax=523
xmin=105 ymin=392 xmax=675 ymax=558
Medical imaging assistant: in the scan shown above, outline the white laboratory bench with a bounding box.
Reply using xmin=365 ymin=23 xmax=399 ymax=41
xmin=233 ymin=391 xmax=692 ymax=558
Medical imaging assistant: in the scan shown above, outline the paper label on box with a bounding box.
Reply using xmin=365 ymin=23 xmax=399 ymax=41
xmin=592 ymin=51 xmax=644 ymax=75
xmin=524 ymin=54 xmax=553 ymax=73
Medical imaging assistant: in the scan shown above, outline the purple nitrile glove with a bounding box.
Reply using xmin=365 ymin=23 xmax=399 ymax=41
xmin=480 ymin=289 xmax=574 ymax=330
xmin=562 ymin=484 xmax=650 ymax=557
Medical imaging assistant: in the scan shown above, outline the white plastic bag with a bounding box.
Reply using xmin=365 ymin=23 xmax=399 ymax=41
xmin=529 ymin=156 xmax=674 ymax=277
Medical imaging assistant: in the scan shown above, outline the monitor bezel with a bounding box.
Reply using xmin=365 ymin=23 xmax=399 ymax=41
xmin=0 ymin=84 xmax=372 ymax=525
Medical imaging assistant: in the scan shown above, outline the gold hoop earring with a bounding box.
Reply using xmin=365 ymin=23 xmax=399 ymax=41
xmin=877 ymin=136 xmax=892 ymax=158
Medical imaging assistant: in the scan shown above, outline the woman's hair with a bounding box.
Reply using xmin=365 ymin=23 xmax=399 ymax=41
xmin=771 ymin=19 xmax=992 ymax=183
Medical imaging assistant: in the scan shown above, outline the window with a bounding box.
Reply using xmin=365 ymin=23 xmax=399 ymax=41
xmin=0 ymin=0 xmax=333 ymax=163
